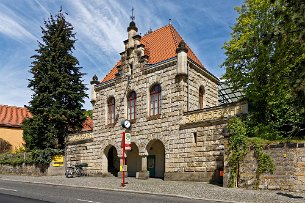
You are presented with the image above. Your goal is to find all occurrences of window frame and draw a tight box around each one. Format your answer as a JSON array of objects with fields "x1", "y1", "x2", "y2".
[
  {"x1": 107, "y1": 97, "x2": 116, "y2": 124},
  {"x1": 150, "y1": 84, "x2": 161, "y2": 116},
  {"x1": 199, "y1": 86, "x2": 205, "y2": 109},
  {"x1": 127, "y1": 91, "x2": 137, "y2": 120}
]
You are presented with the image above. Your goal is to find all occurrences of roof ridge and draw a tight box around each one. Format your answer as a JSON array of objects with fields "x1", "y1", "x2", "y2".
[
  {"x1": 142, "y1": 24, "x2": 172, "y2": 39},
  {"x1": 168, "y1": 25, "x2": 180, "y2": 48},
  {"x1": 0, "y1": 104, "x2": 27, "y2": 109}
]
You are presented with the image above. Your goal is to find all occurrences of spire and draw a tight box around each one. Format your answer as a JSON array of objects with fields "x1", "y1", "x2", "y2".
[
  {"x1": 131, "y1": 7, "x2": 135, "y2": 22},
  {"x1": 127, "y1": 7, "x2": 138, "y2": 32}
]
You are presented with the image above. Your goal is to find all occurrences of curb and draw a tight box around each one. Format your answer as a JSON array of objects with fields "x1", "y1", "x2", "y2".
[{"x1": 0, "y1": 177, "x2": 242, "y2": 203}]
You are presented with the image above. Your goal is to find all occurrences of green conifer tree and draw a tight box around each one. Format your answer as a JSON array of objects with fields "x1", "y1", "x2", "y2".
[{"x1": 23, "y1": 10, "x2": 88, "y2": 150}]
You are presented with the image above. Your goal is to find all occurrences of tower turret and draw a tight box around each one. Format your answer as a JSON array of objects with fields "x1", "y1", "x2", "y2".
[
  {"x1": 176, "y1": 40, "x2": 189, "y2": 76},
  {"x1": 90, "y1": 74, "x2": 99, "y2": 106},
  {"x1": 127, "y1": 8, "x2": 138, "y2": 49}
]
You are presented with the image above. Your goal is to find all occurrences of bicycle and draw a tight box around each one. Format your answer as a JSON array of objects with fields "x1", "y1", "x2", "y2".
[{"x1": 65, "y1": 163, "x2": 88, "y2": 178}]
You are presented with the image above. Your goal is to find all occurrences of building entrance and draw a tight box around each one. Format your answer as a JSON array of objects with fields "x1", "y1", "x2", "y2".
[
  {"x1": 147, "y1": 155, "x2": 156, "y2": 177},
  {"x1": 147, "y1": 139, "x2": 165, "y2": 178},
  {"x1": 126, "y1": 143, "x2": 140, "y2": 177},
  {"x1": 107, "y1": 146, "x2": 119, "y2": 176}
]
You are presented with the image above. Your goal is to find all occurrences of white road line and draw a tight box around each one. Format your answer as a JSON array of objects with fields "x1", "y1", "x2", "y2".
[
  {"x1": 0, "y1": 187, "x2": 18, "y2": 192},
  {"x1": 76, "y1": 199, "x2": 101, "y2": 203}
]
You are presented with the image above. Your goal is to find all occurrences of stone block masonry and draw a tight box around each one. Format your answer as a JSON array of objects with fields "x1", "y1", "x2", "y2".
[{"x1": 224, "y1": 142, "x2": 305, "y2": 192}]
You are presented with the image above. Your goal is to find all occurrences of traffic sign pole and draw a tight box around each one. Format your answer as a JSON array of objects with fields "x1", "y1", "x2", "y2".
[{"x1": 121, "y1": 131, "x2": 125, "y2": 187}]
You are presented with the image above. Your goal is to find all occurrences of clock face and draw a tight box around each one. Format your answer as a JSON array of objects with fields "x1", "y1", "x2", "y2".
[{"x1": 124, "y1": 120, "x2": 131, "y2": 128}]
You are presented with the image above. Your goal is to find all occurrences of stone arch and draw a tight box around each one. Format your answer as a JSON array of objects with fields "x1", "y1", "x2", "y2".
[
  {"x1": 103, "y1": 144, "x2": 120, "y2": 176},
  {"x1": 146, "y1": 139, "x2": 165, "y2": 178},
  {"x1": 126, "y1": 142, "x2": 141, "y2": 177}
]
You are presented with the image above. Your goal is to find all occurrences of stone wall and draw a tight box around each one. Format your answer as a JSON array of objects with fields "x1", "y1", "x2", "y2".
[
  {"x1": 224, "y1": 142, "x2": 305, "y2": 192},
  {"x1": 165, "y1": 124, "x2": 226, "y2": 183},
  {"x1": 65, "y1": 131, "x2": 100, "y2": 175},
  {"x1": 187, "y1": 65, "x2": 218, "y2": 111},
  {"x1": 0, "y1": 164, "x2": 47, "y2": 176}
]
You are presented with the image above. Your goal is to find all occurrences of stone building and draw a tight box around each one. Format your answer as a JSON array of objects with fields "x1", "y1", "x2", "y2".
[{"x1": 66, "y1": 20, "x2": 248, "y2": 182}]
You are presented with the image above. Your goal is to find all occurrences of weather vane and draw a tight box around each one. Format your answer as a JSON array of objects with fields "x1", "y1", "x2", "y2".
[{"x1": 131, "y1": 7, "x2": 135, "y2": 21}]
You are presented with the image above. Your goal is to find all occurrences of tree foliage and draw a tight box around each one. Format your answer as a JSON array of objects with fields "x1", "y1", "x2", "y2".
[
  {"x1": 227, "y1": 117, "x2": 275, "y2": 188},
  {"x1": 222, "y1": 0, "x2": 305, "y2": 139},
  {"x1": 84, "y1": 110, "x2": 93, "y2": 119},
  {"x1": 23, "y1": 10, "x2": 88, "y2": 150}
]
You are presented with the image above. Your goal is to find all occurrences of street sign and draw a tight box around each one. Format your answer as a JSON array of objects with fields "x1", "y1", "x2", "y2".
[
  {"x1": 52, "y1": 155, "x2": 64, "y2": 167},
  {"x1": 125, "y1": 133, "x2": 131, "y2": 150},
  {"x1": 120, "y1": 165, "x2": 128, "y2": 172}
]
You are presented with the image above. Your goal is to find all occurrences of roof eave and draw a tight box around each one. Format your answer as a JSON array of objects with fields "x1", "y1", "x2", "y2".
[{"x1": 188, "y1": 58, "x2": 220, "y2": 84}]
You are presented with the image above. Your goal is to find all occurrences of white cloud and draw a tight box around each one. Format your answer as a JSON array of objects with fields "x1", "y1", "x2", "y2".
[
  {"x1": 0, "y1": 0, "x2": 243, "y2": 109},
  {"x1": 0, "y1": 12, "x2": 36, "y2": 42},
  {"x1": 68, "y1": 0, "x2": 126, "y2": 54}
]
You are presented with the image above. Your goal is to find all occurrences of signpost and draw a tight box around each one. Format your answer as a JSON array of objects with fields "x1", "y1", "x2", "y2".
[
  {"x1": 120, "y1": 119, "x2": 131, "y2": 187},
  {"x1": 121, "y1": 132, "x2": 126, "y2": 187},
  {"x1": 125, "y1": 133, "x2": 131, "y2": 150}
]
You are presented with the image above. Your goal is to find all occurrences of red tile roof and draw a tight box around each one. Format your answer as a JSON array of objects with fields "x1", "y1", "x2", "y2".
[
  {"x1": 101, "y1": 24, "x2": 205, "y2": 82},
  {"x1": 0, "y1": 104, "x2": 93, "y2": 131},
  {"x1": 101, "y1": 61, "x2": 120, "y2": 82},
  {"x1": 82, "y1": 116, "x2": 93, "y2": 131},
  {"x1": 0, "y1": 105, "x2": 32, "y2": 127}
]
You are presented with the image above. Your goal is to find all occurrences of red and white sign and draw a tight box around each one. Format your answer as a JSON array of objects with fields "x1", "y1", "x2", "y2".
[{"x1": 124, "y1": 133, "x2": 131, "y2": 150}]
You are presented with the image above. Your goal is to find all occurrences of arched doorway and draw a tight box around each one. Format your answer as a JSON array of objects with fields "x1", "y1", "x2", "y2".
[
  {"x1": 126, "y1": 143, "x2": 141, "y2": 177},
  {"x1": 146, "y1": 139, "x2": 165, "y2": 179},
  {"x1": 107, "y1": 146, "x2": 119, "y2": 176}
]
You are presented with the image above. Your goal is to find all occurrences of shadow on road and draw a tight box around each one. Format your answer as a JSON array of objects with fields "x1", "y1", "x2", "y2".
[{"x1": 276, "y1": 192, "x2": 304, "y2": 199}]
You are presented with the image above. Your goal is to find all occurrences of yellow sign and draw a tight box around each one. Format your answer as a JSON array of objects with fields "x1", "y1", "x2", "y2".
[
  {"x1": 120, "y1": 165, "x2": 128, "y2": 172},
  {"x1": 185, "y1": 102, "x2": 248, "y2": 124},
  {"x1": 52, "y1": 155, "x2": 64, "y2": 167}
]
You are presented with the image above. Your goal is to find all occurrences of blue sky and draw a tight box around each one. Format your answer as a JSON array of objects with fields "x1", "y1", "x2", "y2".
[{"x1": 0, "y1": 0, "x2": 243, "y2": 110}]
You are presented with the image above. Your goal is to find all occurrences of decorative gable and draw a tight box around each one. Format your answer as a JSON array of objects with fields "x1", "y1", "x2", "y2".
[{"x1": 101, "y1": 24, "x2": 205, "y2": 82}]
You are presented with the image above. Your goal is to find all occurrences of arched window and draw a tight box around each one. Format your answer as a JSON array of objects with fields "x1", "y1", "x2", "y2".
[
  {"x1": 108, "y1": 97, "x2": 115, "y2": 124},
  {"x1": 150, "y1": 84, "x2": 161, "y2": 116},
  {"x1": 127, "y1": 91, "x2": 136, "y2": 120},
  {"x1": 199, "y1": 86, "x2": 205, "y2": 109}
]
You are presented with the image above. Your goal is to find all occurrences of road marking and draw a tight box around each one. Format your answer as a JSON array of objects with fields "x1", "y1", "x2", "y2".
[
  {"x1": 76, "y1": 199, "x2": 101, "y2": 203},
  {"x1": 0, "y1": 187, "x2": 18, "y2": 192}
]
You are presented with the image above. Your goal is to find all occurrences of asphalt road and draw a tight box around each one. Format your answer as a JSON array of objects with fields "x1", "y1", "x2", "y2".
[{"x1": 0, "y1": 179, "x2": 224, "y2": 203}]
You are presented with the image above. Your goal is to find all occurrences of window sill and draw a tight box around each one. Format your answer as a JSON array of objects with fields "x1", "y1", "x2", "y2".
[
  {"x1": 130, "y1": 119, "x2": 136, "y2": 124},
  {"x1": 107, "y1": 123, "x2": 116, "y2": 128},
  {"x1": 147, "y1": 114, "x2": 161, "y2": 121}
]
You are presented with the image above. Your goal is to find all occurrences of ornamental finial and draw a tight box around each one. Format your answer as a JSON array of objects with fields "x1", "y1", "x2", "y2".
[{"x1": 130, "y1": 7, "x2": 135, "y2": 22}]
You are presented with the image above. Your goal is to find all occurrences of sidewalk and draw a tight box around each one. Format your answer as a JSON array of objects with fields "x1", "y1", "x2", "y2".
[{"x1": 0, "y1": 175, "x2": 304, "y2": 203}]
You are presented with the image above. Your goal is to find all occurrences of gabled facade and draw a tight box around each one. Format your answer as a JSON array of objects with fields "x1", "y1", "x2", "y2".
[{"x1": 65, "y1": 20, "x2": 232, "y2": 182}]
